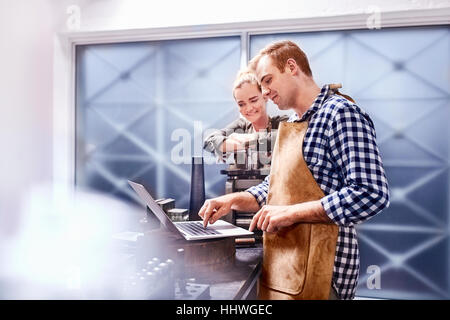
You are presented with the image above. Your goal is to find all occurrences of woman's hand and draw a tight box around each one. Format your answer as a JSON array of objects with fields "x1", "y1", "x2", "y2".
[
  {"x1": 228, "y1": 133, "x2": 256, "y2": 144},
  {"x1": 221, "y1": 133, "x2": 257, "y2": 152},
  {"x1": 221, "y1": 133, "x2": 255, "y2": 152}
]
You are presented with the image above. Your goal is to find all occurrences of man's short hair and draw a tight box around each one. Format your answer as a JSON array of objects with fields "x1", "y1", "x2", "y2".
[{"x1": 249, "y1": 40, "x2": 312, "y2": 78}]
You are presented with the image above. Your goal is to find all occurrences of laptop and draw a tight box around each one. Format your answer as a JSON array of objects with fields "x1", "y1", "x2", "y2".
[{"x1": 128, "y1": 180, "x2": 253, "y2": 241}]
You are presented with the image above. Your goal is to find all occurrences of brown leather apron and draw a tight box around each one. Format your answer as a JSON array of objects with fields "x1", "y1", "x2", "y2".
[{"x1": 258, "y1": 121, "x2": 339, "y2": 300}]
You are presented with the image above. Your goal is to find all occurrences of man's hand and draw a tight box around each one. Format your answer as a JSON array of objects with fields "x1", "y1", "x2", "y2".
[
  {"x1": 248, "y1": 201, "x2": 332, "y2": 233},
  {"x1": 249, "y1": 205, "x2": 298, "y2": 233},
  {"x1": 198, "y1": 195, "x2": 233, "y2": 228}
]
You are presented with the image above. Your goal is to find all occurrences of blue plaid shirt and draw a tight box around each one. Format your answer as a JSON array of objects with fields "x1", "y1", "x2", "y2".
[{"x1": 246, "y1": 85, "x2": 390, "y2": 300}]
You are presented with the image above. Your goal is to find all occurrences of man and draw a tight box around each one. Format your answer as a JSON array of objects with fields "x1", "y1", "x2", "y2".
[{"x1": 198, "y1": 40, "x2": 390, "y2": 300}]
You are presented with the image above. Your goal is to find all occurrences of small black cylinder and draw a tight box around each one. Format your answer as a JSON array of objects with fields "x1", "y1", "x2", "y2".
[{"x1": 189, "y1": 156, "x2": 205, "y2": 221}]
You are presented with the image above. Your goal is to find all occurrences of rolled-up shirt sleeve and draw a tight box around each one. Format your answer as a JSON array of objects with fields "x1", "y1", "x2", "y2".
[
  {"x1": 203, "y1": 129, "x2": 228, "y2": 159},
  {"x1": 203, "y1": 118, "x2": 248, "y2": 160},
  {"x1": 246, "y1": 175, "x2": 270, "y2": 207},
  {"x1": 321, "y1": 104, "x2": 390, "y2": 227}
]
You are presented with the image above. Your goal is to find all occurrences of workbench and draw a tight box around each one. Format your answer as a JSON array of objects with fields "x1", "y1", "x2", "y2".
[
  {"x1": 114, "y1": 231, "x2": 263, "y2": 300},
  {"x1": 198, "y1": 243, "x2": 262, "y2": 300}
]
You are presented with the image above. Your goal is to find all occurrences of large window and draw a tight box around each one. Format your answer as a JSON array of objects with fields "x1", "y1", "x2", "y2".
[
  {"x1": 75, "y1": 25, "x2": 449, "y2": 299},
  {"x1": 75, "y1": 37, "x2": 241, "y2": 209}
]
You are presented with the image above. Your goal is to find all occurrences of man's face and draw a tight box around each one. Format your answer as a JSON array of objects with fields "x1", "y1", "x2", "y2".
[{"x1": 255, "y1": 55, "x2": 295, "y2": 110}]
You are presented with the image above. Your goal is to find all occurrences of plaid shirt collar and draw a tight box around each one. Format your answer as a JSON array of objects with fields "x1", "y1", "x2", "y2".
[{"x1": 288, "y1": 84, "x2": 332, "y2": 122}]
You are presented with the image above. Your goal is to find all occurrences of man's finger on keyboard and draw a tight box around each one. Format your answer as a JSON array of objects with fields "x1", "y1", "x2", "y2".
[
  {"x1": 198, "y1": 200, "x2": 209, "y2": 219},
  {"x1": 202, "y1": 201, "x2": 215, "y2": 228}
]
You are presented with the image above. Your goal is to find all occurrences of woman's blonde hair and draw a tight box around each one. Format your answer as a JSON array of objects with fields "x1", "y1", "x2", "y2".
[{"x1": 232, "y1": 69, "x2": 261, "y2": 98}]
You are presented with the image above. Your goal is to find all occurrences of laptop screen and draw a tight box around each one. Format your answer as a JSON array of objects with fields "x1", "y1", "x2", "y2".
[{"x1": 128, "y1": 180, "x2": 180, "y2": 234}]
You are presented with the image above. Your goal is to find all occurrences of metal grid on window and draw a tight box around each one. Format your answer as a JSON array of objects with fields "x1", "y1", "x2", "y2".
[{"x1": 75, "y1": 37, "x2": 241, "y2": 209}]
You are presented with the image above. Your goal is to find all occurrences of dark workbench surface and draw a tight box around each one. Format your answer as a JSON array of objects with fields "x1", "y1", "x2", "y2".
[
  {"x1": 112, "y1": 230, "x2": 264, "y2": 300},
  {"x1": 204, "y1": 243, "x2": 262, "y2": 300}
]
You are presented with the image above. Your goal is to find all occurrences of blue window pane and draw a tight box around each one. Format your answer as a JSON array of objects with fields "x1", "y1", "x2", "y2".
[
  {"x1": 251, "y1": 26, "x2": 450, "y2": 299},
  {"x1": 76, "y1": 37, "x2": 241, "y2": 210}
]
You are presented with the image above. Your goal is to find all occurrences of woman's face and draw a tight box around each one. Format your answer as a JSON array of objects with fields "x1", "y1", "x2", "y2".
[{"x1": 234, "y1": 82, "x2": 267, "y2": 124}]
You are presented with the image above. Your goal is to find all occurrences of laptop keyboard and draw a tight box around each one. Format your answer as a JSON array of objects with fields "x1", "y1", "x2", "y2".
[{"x1": 176, "y1": 221, "x2": 220, "y2": 236}]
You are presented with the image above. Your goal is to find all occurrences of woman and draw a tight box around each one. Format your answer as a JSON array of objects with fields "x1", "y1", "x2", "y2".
[{"x1": 203, "y1": 70, "x2": 289, "y2": 167}]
